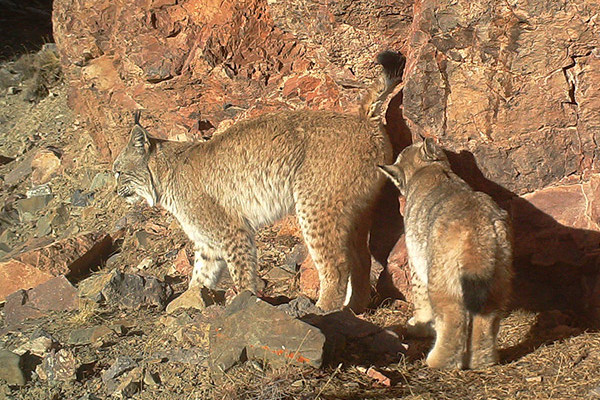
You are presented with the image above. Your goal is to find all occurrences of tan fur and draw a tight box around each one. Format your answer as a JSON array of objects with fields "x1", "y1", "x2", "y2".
[
  {"x1": 380, "y1": 138, "x2": 513, "y2": 369},
  {"x1": 113, "y1": 52, "x2": 404, "y2": 313}
]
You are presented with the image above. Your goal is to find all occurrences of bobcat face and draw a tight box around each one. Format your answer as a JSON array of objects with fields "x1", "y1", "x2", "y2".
[
  {"x1": 112, "y1": 124, "x2": 159, "y2": 206},
  {"x1": 378, "y1": 137, "x2": 449, "y2": 195}
]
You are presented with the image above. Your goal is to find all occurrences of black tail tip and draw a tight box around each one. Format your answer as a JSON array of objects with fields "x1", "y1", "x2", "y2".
[{"x1": 376, "y1": 50, "x2": 406, "y2": 80}]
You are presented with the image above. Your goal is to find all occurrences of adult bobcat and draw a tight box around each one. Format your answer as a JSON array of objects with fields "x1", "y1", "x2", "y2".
[
  {"x1": 113, "y1": 51, "x2": 404, "y2": 313},
  {"x1": 380, "y1": 138, "x2": 513, "y2": 369}
]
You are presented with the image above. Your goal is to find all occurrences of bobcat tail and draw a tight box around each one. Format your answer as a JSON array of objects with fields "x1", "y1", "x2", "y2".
[
  {"x1": 360, "y1": 50, "x2": 406, "y2": 122},
  {"x1": 460, "y1": 218, "x2": 511, "y2": 314}
]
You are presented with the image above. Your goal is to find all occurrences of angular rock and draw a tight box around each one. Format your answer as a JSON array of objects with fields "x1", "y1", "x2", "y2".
[
  {"x1": 4, "y1": 275, "x2": 79, "y2": 325},
  {"x1": 209, "y1": 291, "x2": 326, "y2": 372},
  {"x1": 283, "y1": 243, "x2": 308, "y2": 273},
  {"x1": 84, "y1": 269, "x2": 173, "y2": 309},
  {"x1": 36, "y1": 349, "x2": 78, "y2": 383},
  {"x1": 4, "y1": 152, "x2": 34, "y2": 187},
  {"x1": 68, "y1": 325, "x2": 114, "y2": 346},
  {"x1": 13, "y1": 332, "x2": 58, "y2": 357},
  {"x1": 277, "y1": 296, "x2": 323, "y2": 319},
  {"x1": 30, "y1": 148, "x2": 61, "y2": 185},
  {"x1": 0, "y1": 260, "x2": 54, "y2": 302},
  {"x1": 171, "y1": 248, "x2": 192, "y2": 276},
  {"x1": 102, "y1": 356, "x2": 137, "y2": 395},
  {"x1": 89, "y1": 172, "x2": 112, "y2": 191},
  {"x1": 0, "y1": 350, "x2": 25, "y2": 386},
  {"x1": 14, "y1": 194, "x2": 53, "y2": 222},
  {"x1": 3, "y1": 231, "x2": 113, "y2": 280},
  {"x1": 71, "y1": 190, "x2": 94, "y2": 207}
]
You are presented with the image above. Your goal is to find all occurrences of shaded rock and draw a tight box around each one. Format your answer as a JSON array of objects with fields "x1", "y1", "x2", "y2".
[
  {"x1": 101, "y1": 356, "x2": 137, "y2": 395},
  {"x1": 71, "y1": 190, "x2": 94, "y2": 207},
  {"x1": 14, "y1": 194, "x2": 53, "y2": 222},
  {"x1": 166, "y1": 288, "x2": 205, "y2": 314},
  {"x1": 209, "y1": 291, "x2": 325, "y2": 372},
  {"x1": 113, "y1": 367, "x2": 142, "y2": 398},
  {"x1": 34, "y1": 204, "x2": 69, "y2": 237},
  {"x1": 277, "y1": 296, "x2": 323, "y2": 319},
  {"x1": 376, "y1": 234, "x2": 411, "y2": 302},
  {"x1": 30, "y1": 148, "x2": 61, "y2": 185},
  {"x1": 94, "y1": 269, "x2": 173, "y2": 309},
  {"x1": 0, "y1": 260, "x2": 54, "y2": 302},
  {"x1": 13, "y1": 332, "x2": 58, "y2": 357},
  {"x1": 4, "y1": 152, "x2": 34, "y2": 187},
  {"x1": 78, "y1": 272, "x2": 114, "y2": 302},
  {"x1": 4, "y1": 275, "x2": 79, "y2": 325},
  {"x1": 3, "y1": 231, "x2": 113, "y2": 280},
  {"x1": 36, "y1": 349, "x2": 77, "y2": 383},
  {"x1": 68, "y1": 325, "x2": 114, "y2": 346},
  {"x1": 283, "y1": 243, "x2": 308, "y2": 273},
  {"x1": 0, "y1": 350, "x2": 25, "y2": 386},
  {"x1": 89, "y1": 172, "x2": 112, "y2": 191}
]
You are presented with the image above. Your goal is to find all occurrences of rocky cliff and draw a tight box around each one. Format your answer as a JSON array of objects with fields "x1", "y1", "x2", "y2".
[{"x1": 53, "y1": 0, "x2": 600, "y2": 320}]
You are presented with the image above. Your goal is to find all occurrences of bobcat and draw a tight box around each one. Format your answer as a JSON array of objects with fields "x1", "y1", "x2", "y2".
[
  {"x1": 379, "y1": 138, "x2": 513, "y2": 369},
  {"x1": 113, "y1": 51, "x2": 405, "y2": 313}
]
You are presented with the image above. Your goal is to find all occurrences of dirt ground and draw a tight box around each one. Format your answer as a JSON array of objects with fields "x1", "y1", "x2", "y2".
[{"x1": 1, "y1": 50, "x2": 600, "y2": 400}]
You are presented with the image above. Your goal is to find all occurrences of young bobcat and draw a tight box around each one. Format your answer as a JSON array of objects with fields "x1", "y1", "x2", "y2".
[
  {"x1": 113, "y1": 51, "x2": 405, "y2": 313},
  {"x1": 379, "y1": 138, "x2": 513, "y2": 369}
]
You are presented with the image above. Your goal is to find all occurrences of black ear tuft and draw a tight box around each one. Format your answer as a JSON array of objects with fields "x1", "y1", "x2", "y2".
[{"x1": 133, "y1": 110, "x2": 142, "y2": 126}]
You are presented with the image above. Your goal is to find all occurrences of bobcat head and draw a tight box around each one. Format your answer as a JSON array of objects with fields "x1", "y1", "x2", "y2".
[
  {"x1": 112, "y1": 112, "x2": 159, "y2": 206},
  {"x1": 378, "y1": 137, "x2": 449, "y2": 195}
]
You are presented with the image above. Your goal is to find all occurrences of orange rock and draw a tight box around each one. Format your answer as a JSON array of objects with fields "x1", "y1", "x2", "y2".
[{"x1": 0, "y1": 260, "x2": 53, "y2": 302}]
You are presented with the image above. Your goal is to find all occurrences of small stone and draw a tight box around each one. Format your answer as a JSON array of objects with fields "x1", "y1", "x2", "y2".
[
  {"x1": 26, "y1": 183, "x2": 52, "y2": 198},
  {"x1": 36, "y1": 349, "x2": 78, "y2": 383},
  {"x1": 166, "y1": 288, "x2": 206, "y2": 314},
  {"x1": 283, "y1": 243, "x2": 308, "y2": 273},
  {"x1": 171, "y1": 248, "x2": 192, "y2": 276},
  {"x1": 14, "y1": 195, "x2": 53, "y2": 222},
  {"x1": 143, "y1": 370, "x2": 160, "y2": 387},
  {"x1": 68, "y1": 325, "x2": 113, "y2": 346},
  {"x1": 78, "y1": 272, "x2": 114, "y2": 302},
  {"x1": 4, "y1": 152, "x2": 34, "y2": 187},
  {"x1": 90, "y1": 172, "x2": 112, "y2": 191},
  {"x1": 0, "y1": 350, "x2": 25, "y2": 386},
  {"x1": 71, "y1": 190, "x2": 94, "y2": 207},
  {"x1": 135, "y1": 257, "x2": 154, "y2": 271},
  {"x1": 277, "y1": 296, "x2": 323, "y2": 318},
  {"x1": 525, "y1": 376, "x2": 543, "y2": 383},
  {"x1": 6, "y1": 86, "x2": 20, "y2": 95},
  {"x1": 102, "y1": 356, "x2": 137, "y2": 384},
  {"x1": 100, "y1": 270, "x2": 173, "y2": 309},
  {"x1": 13, "y1": 333, "x2": 57, "y2": 357},
  {"x1": 31, "y1": 148, "x2": 61, "y2": 185},
  {"x1": 360, "y1": 366, "x2": 392, "y2": 387}
]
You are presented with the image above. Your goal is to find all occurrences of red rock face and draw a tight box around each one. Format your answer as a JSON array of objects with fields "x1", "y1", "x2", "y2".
[
  {"x1": 53, "y1": 0, "x2": 600, "y2": 321},
  {"x1": 52, "y1": 0, "x2": 412, "y2": 158}
]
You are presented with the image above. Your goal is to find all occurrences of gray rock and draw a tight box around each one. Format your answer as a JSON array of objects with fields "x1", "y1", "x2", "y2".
[
  {"x1": 283, "y1": 243, "x2": 308, "y2": 273},
  {"x1": 102, "y1": 356, "x2": 137, "y2": 395},
  {"x1": 101, "y1": 270, "x2": 173, "y2": 309},
  {"x1": 79, "y1": 270, "x2": 172, "y2": 309},
  {"x1": 277, "y1": 296, "x2": 324, "y2": 318},
  {"x1": 14, "y1": 195, "x2": 53, "y2": 222},
  {"x1": 89, "y1": 172, "x2": 112, "y2": 191},
  {"x1": 0, "y1": 350, "x2": 25, "y2": 386},
  {"x1": 209, "y1": 291, "x2": 326, "y2": 372},
  {"x1": 68, "y1": 325, "x2": 114, "y2": 346},
  {"x1": 4, "y1": 152, "x2": 34, "y2": 187},
  {"x1": 71, "y1": 190, "x2": 94, "y2": 207},
  {"x1": 26, "y1": 184, "x2": 52, "y2": 198}
]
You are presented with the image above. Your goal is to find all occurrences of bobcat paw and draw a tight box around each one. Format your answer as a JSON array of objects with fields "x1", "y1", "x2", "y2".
[{"x1": 406, "y1": 317, "x2": 435, "y2": 338}]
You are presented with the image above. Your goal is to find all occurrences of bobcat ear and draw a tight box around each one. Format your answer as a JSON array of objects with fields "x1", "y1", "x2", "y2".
[
  {"x1": 421, "y1": 137, "x2": 442, "y2": 161},
  {"x1": 378, "y1": 164, "x2": 406, "y2": 194},
  {"x1": 129, "y1": 125, "x2": 151, "y2": 154}
]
